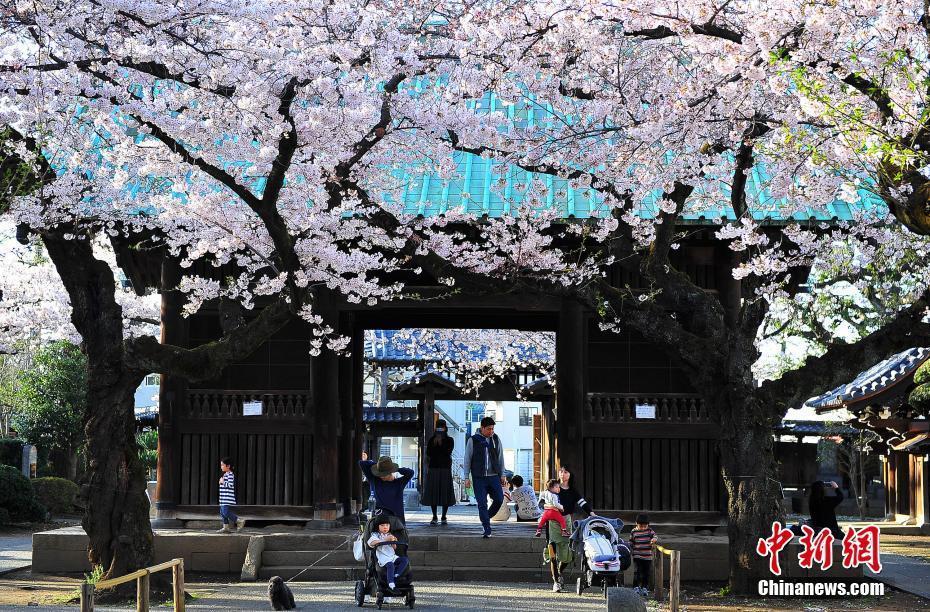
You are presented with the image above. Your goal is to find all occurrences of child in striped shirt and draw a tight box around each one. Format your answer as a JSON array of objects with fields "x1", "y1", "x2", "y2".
[
  {"x1": 630, "y1": 513, "x2": 658, "y2": 595},
  {"x1": 217, "y1": 457, "x2": 238, "y2": 533}
]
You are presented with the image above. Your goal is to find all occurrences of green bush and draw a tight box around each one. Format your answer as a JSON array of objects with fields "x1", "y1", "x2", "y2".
[
  {"x1": 32, "y1": 477, "x2": 78, "y2": 515},
  {"x1": 914, "y1": 360, "x2": 930, "y2": 386},
  {"x1": 0, "y1": 464, "x2": 45, "y2": 522},
  {"x1": 0, "y1": 438, "x2": 24, "y2": 469}
]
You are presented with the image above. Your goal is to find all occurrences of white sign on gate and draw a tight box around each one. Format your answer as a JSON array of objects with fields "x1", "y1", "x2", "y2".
[
  {"x1": 243, "y1": 401, "x2": 263, "y2": 416},
  {"x1": 634, "y1": 404, "x2": 656, "y2": 419}
]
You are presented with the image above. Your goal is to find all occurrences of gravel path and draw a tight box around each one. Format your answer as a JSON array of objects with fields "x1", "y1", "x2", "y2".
[{"x1": 0, "y1": 580, "x2": 653, "y2": 611}]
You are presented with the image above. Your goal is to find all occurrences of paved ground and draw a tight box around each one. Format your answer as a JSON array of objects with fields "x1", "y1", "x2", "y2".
[
  {"x1": 0, "y1": 537, "x2": 31, "y2": 576},
  {"x1": 866, "y1": 553, "x2": 930, "y2": 600}
]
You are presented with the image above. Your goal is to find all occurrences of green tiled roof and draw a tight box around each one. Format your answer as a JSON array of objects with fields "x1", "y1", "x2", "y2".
[
  {"x1": 385, "y1": 89, "x2": 879, "y2": 224},
  {"x1": 388, "y1": 148, "x2": 877, "y2": 223}
]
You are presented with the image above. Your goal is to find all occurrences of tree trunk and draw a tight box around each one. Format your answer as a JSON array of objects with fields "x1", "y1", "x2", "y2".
[
  {"x1": 80, "y1": 370, "x2": 153, "y2": 578},
  {"x1": 716, "y1": 393, "x2": 784, "y2": 595}
]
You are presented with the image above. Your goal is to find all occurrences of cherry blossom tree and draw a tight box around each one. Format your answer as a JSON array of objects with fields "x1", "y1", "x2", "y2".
[
  {"x1": 2, "y1": 0, "x2": 930, "y2": 592},
  {"x1": 369, "y1": 328, "x2": 555, "y2": 395}
]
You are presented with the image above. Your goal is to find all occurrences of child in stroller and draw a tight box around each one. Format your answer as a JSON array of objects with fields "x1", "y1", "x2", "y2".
[
  {"x1": 570, "y1": 515, "x2": 632, "y2": 598},
  {"x1": 355, "y1": 511, "x2": 415, "y2": 609}
]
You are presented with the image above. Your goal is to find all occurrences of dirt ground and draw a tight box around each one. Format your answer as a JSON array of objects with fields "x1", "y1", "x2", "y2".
[
  {"x1": 876, "y1": 533, "x2": 930, "y2": 561},
  {"x1": 0, "y1": 571, "x2": 925, "y2": 611}
]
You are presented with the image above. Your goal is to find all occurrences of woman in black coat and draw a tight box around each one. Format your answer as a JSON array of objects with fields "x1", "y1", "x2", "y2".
[
  {"x1": 809, "y1": 480, "x2": 844, "y2": 538},
  {"x1": 421, "y1": 419, "x2": 456, "y2": 525}
]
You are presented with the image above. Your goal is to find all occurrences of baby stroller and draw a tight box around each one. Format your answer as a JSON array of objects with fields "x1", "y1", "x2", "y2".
[
  {"x1": 354, "y1": 510, "x2": 415, "y2": 609},
  {"x1": 570, "y1": 515, "x2": 631, "y2": 597}
]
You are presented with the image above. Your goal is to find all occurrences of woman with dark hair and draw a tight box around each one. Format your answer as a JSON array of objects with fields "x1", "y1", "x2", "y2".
[
  {"x1": 544, "y1": 464, "x2": 594, "y2": 592},
  {"x1": 421, "y1": 419, "x2": 456, "y2": 525},
  {"x1": 809, "y1": 480, "x2": 844, "y2": 538}
]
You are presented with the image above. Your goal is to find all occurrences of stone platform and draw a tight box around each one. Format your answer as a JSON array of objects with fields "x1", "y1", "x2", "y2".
[{"x1": 31, "y1": 516, "x2": 861, "y2": 584}]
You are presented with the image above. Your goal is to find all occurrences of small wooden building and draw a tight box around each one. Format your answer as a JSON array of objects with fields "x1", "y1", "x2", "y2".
[{"x1": 807, "y1": 347, "x2": 930, "y2": 526}]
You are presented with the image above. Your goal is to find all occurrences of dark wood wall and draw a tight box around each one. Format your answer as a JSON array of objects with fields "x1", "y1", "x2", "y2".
[{"x1": 583, "y1": 437, "x2": 722, "y2": 512}]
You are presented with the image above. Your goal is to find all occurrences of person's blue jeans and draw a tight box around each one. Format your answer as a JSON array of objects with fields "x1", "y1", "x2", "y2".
[
  {"x1": 384, "y1": 556, "x2": 408, "y2": 585},
  {"x1": 220, "y1": 504, "x2": 238, "y2": 525},
  {"x1": 472, "y1": 475, "x2": 504, "y2": 531}
]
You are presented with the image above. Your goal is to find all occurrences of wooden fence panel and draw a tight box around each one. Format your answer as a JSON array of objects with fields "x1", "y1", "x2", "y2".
[
  {"x1": 179, "y1": 433, "x2": 313, "y2": 506},
  {"x1": 582, "y1": 437, "x2": 722, "y2": 512}
]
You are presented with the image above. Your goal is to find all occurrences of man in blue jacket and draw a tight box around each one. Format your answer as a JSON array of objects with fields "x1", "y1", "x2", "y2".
[
  {"x1": 359, "y1": 455, "x2": 415, "y2": 523},
  {"x1": 463, "y1": 416, "x2": 508, "y2": 538}
]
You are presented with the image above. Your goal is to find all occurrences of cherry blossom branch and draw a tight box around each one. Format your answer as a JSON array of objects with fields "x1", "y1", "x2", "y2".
[{"x1": 761, "y1": 289, "x2": 930, "y2": 410}]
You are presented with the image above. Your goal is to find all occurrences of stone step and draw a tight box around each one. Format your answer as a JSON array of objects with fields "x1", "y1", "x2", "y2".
[
  {"x1": 262, "y1": 550, "x2": 546, "y2": 568},
  {"x1": 257, "y1": 565, "x2": 557, "y2": 583},
  {"x1": 262, "y1": 533, "x2": 552, "y2": 553}
]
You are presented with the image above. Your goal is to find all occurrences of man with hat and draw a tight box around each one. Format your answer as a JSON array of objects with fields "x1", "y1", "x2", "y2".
[{"x1": 359, "y1": 454, "x2": 415, "y2": 523}]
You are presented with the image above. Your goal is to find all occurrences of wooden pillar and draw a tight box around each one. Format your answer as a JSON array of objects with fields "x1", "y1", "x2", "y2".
[
  {"x1": 883, "y1": 453, "x2": 897, "y2": 521},
  {"x1": 916, "y1": 455, "x2": 928, "y2": 527},
  {"x1": 556, "y1": 299, "x2": 586, "y2": 492},
  {"x1": 338, "y1": 312, "x2": 355, "y2": 515},
  {"x1": 311, "y1": 292, "x2": 344, "y2": 521},
  {"x1": 351, "y1": 326, "x2": 365, "y2": 512},
  {"x1": 714, "y1": 246, "x2": 742, "y2": 328},
  {"x1": 420, "y1": 385, "x2": 436, "y2": 489},
  {"x1": 155, "y1": 258, "x2": 187, "y2": 523}
]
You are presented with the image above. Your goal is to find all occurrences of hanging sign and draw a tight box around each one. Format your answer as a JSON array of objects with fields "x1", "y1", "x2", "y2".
[
  {"x1": 635, "y1": 404, "x2": 656, "y2": 419},
  {"x1": 243, "y1": 401, "x2": 263, "y2": 416}
]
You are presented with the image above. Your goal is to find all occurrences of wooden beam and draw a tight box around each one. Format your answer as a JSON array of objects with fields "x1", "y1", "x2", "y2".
[
  {"x1": 556, "y1": 299, "x2": 586, "y2": 489},
  {"x1": 156, "y1": 257, "x2": 187, "y2": 517}
]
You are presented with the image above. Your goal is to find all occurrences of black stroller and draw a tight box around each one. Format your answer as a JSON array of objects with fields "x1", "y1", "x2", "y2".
[{"x1": 354, "y1": 510, "x2": 415, "y2": 609}]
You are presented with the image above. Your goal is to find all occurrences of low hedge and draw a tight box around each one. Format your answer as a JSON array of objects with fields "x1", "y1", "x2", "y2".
[
  {"x1": 32, "y1": 477, "x2": 78, "y2": 515},
  {"x1": 0, "y1": 464, "x2": 46, "y2": 523}
]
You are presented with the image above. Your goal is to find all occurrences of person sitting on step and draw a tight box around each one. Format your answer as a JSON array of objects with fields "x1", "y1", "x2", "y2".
[{"x1": 535, "y1": 479, "x2": 570, "y2": 537}]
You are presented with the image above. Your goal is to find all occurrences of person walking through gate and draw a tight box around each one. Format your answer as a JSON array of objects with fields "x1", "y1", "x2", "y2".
[
  {"x1": 359, "y1": 455, "x2": 415, "y2": 523},
  {"x1": 421, "y1": 419, "x2": 456, "y2": 525},
  {"x1": 463, "y1": 416, "x2": 508, "y2": 538}
]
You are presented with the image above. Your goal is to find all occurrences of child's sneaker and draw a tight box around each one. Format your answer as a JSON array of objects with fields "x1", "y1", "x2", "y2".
[{"x1": 534, "y1": 529, "x2": 542, "y2": 537}]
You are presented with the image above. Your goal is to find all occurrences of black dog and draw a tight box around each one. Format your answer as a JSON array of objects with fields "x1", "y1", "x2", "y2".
[{"x1": 267, "y1": 576, "x2": 296, "y2": 610}]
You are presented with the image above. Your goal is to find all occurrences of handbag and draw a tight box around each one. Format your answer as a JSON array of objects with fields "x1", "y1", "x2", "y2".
[{"x1": 352, "y1": 533, "x2": 365, "y2": 562}]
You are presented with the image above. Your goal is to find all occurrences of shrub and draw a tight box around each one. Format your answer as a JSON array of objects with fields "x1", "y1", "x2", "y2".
[
  {"x1": 0, "y1": 464, "x2": 46, "y2": 522},
  {"x1": 0, "y1": 507, "x2": 10, "y2": 525},
  {"x1": 0, "y1": 438, "x2": 24, "y2": 469},
  {"x1": 32, "y1": 477, "x2": 78, "y2": 515}
]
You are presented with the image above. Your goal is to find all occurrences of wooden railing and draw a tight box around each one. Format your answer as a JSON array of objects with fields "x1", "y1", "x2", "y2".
[
  {"x1": 81, "y1": 558, "x2": 184, "y2": 612},
  {"x1": 185, "y1": 390, "x2": 310, "y2": 419},
  {"x1": 653, "y1": 543, "x2": 680, "y2": 612},
  {"x1": 585, "y1": 393, "x2": 707, "y2": 423}
]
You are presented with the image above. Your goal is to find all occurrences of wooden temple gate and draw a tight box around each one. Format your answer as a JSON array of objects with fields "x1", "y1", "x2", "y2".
[{"x1": 149, "y1": 245, "x2": 730, "y2": 526}]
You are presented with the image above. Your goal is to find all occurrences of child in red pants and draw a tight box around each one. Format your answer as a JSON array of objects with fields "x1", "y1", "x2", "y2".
[{"x1": 535, "y1": 479, "x2": 570, "y2": 537}]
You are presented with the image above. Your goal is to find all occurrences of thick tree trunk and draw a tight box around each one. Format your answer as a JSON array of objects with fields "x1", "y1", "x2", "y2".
[
  {"x1": 716, "y1": 392, "x2": 784, "y2": 595},
  {"x1": 80, "y1": 370, "x2": 153, "y2": 578}
]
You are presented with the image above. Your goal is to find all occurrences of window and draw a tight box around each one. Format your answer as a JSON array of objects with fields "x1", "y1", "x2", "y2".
[
  {"x1": 519, "y1": 406, "x2": 533, "y2": 427},
  {"x1": 516, "y1": 449, "x2": 533, "y2": 480},
  {"x1": 465, "y1": 402, "x2": 484, "y2": 423},
  {"x1": 143, "y1": 374, "x2": 161, "y2": 387}
]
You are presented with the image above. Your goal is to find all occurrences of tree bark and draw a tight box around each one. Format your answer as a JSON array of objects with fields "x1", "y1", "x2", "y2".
[
  {"x1": 715, "y1": 391, "x2": 784, "y2": 595},
  {"x1": 81, "y1": 371, "x2": 153, "y2": 577}
]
